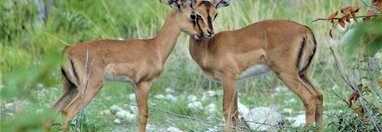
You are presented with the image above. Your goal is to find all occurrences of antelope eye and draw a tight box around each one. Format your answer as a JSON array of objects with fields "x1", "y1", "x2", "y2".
[{"x1": 190, "y1": 13, "x2": 196, "y2": 20}]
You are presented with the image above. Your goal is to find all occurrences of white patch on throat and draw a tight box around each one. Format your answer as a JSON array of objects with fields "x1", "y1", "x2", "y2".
[{"x1": 238, "y1": 64, "x2": 271, "y2": 80}]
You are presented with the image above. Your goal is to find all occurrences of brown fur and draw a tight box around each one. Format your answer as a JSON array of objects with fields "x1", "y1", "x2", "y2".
[
  {"x1": 189, "y1": 19, "x2": 323, "y2": 131},
  {"x1": 51, "y1": 1, "x2": 208, "y2": 131}
]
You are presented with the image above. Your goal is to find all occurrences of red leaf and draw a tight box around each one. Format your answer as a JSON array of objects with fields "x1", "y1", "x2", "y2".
[
  {"x1": 366, "y1": 10, "x2": 375, "y2": 16},
  {"x1": 348, "y1": 92, "x2": 359, "y2": 107},
  {"x1": 377, "y1": 81, "x2": 382, "y2": 88},
  {"x1": 338, "y1": 19, "x2": 346, "y2": 28},
  {"x1": 329, "y1": 29, "x2": 333, "y2": 38},
  {"x1": 355, "y1": 107, "x2": 363, "y2": 115},
  {"x1": 364, "y1": 10, "x2": 375, "y2": 21},
  {"x1": 358, "y1": 84, "x2": 363, "y2": 92},
  {"x1": 350, "y1": 10, "x2": 359, "y2": 23},
  {"x1": 341, "y1": 6, "x2": 352, "y2": 14},
  {"x1": 328, "y1": 11, "x2": 338, "y2": 21},
  {"x1": 380, "y1": 104, "x2": 382, "y2": 109},
  {"x1": 364, "y1": 86, "x2": 371, "y2": 94},
  {"x1": 348, "y1": 84, "x2": 363, "y2": 107},
  {"x1": 354, "y1": 5, "x2": 361, "y2": 13},
  {"x1": 338, "y1": 15, "x2": 349, "y2": 28},
  {"x1": 344, "y1": 14, "x2": 351, "y2": 23}
]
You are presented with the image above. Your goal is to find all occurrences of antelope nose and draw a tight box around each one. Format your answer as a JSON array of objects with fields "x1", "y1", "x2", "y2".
[{"x1": 207, "y1": 30, "x2": 214, "y2": 37}]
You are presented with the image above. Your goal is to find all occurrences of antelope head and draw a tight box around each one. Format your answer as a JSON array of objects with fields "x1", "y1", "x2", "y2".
[
  {"x1": 188, "y1": 0, "x2": 232, "y2": 40},
  {"x1": 159, "y1": 0, "x2": 201, "y2": 37}
]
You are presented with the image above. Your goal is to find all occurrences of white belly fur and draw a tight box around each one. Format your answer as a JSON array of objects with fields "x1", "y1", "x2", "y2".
[
  {"x1": 104, "y1": 64, "x2": 136, "y2": 88},
  {"x1": 105, "y1": 74, "x2": 133, "y2": 83},
  {"x1": 238, "y1": 64, "x2": 271, "y2": 80}
]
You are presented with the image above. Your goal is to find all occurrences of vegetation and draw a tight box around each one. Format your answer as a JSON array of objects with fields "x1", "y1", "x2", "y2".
[{"x1": 1, "y1": 0, "x2": 381, "y2": 131}]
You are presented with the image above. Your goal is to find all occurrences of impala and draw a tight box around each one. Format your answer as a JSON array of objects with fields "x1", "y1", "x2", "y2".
[
  {"x1": 189, "y1": 18, "x2": 323, "y2": 131},
  {"x1": 51, "y1": 0, "x2": 229, "y2": 131}
]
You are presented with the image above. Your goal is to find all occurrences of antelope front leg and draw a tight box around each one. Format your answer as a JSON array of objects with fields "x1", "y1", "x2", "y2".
[
  {"x1": 221, "y1": 75, "x2": 238, "y2": 132},
  {"x1": 232, "y1": 91, "x2": 239, "y2": 129},
  {"x1": 135, "y1": 81, "x2": 152, "y2": 132}
]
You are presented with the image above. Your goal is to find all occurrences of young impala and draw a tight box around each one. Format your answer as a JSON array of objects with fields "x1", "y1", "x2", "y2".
[
  {"x1": 51, "y1": 0, "x2": 226, "y2": 131},
  {"x1": 189, "y1": 12, "x2": 323, "y2": 131}
]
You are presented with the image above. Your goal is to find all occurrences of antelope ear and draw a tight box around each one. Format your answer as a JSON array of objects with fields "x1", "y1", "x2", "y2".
[
  {"x1": 214, "y1": 0, "x2": 232, "y2": 8},
  {"x1": 160, "y1": 0, "x2": 186, "y2": 10},
  {"x1": 187, "y1": 0, "x2": 196, "y2": 8}
]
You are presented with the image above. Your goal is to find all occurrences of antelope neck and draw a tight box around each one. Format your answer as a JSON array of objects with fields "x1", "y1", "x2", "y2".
[{"x1": 152, "y1": 9, "x2": 182, "y2": 65}]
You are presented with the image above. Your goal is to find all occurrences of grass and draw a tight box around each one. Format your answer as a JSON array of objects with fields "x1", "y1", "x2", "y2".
[{"x1": 1, "y1": 0, "x2": 381, "y2": 131}]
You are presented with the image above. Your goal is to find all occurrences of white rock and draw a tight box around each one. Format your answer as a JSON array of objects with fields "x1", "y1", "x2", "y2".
[
  {"x1": 110, "y1": 105, "x2": 123, "y2": 114},
  {"x1": 274, "y1": 86, "x2": 288, "y2": 93},
  {"x1": 113, "y1": 118, "x2": 121, "y2": 124},
  {"x1": 374, "y1": 52, "x2": 382, "y2": 60},
  {"x1": 165, "y1": 87, "x2": 175, "y2": 94},
  {"x1": 282, "y1": 108, "x2": 293, "y2": 114},
  {"x1": 243, "y1": 107, "x2": 283, "y2": 131},
  {"x1": 154, "y1": 94, "x2": 165, "y2": 100},
  {"x1": 205, "y1": 103, "x2": 216, "y2": 114},
  {"x1": 187, "y1": 101, "x2": 202, "y2": 110},
  {"x1": 116, "y1": 110, "x2": 136, "y2": 122},
  {"x1": 205, "y1": 126, "x2": 220, "y2": 132},
  {"x1": 187, "y1": 95, "x2": 198, "y2": 102},
  {"x1": 284, "y1": 98, "x2": 296, "y2": 104},
  {"x1": 238, "y1": 103, "x2": 249, "y2": 116},
  {"x1": 129, "y1": 105, "x2": 138, "y2": 113},
  {"x1": 128, "y1": 93, "x2": 136, "y2": 100},
  {"x1": 105, "y1": 96, "x2": 112, "y2": 101},
  {"x1": 100, "y1": 110, "x2": 111, "y2": 115},
  {"x1": 331, "y1": 85, "x2": 339, "y2": 90},
  {"x1": 201, "y1": 94, "x2": 208, "y2": 101},
  {"x1": 286, "y1": 114, "x2": 305, "y2": 127},
  {"x1": 206, "y1": 90, "x2": 217, "y2": 97},
  {"x1": 5, "y1": 103, "x2": 16, "y2": 111},
  {"x1": 166, "y1": 127, "x2": 182, "y2": 132},
  {"x1": 165, "y1": 94, "x2": 177, "y2": 102},
  {"x1": 36, "y1": 83, "x2": 44, "y2": 88}
]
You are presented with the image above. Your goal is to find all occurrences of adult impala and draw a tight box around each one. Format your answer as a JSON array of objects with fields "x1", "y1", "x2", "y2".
[
  {"x1": 51, "y1": 0, "x2": 228, "y2": 131},
  {"x1": 189, "y1": 17, "x2": 323, "y2": 131}
]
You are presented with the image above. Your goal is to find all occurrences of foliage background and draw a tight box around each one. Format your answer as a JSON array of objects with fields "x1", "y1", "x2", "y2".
[{"x1": 0, "y1": 0, "x2": 381, "y2": 131}]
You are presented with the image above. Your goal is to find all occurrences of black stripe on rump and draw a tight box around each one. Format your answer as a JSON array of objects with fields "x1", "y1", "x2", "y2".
[
  {"x1": 299, "y1": 26, "x2": 317, "y2": 75},
  {"x1": 297, "y1": 36, "x2": 307, "y2": 71},
  {"x1": 70, "y1": 59, "x2": 79, "y2": 85},
  {"x1": 61, "y1": 67, "x2": 76, "y2": 87}
]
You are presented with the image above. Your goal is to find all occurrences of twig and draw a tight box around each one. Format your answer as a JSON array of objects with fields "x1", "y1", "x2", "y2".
[
  {"x1": 74, "y1": 49, "x2": 96, "y2": 131},
  {"x1": 329, "y1": 48, "x2": 357, "y2": 91},
  {"x1": 330, "y1": 87, "x2": 350, "y2": 106},
  {"x1": 361, "y1": 0, "x2": 381, "y2": 11},
  {"x1": 361, "y1": 0, "x2": 375, "y2": 9},
  {"x1": 313, "y1": 15, "x2": 379, "y2": 22}
]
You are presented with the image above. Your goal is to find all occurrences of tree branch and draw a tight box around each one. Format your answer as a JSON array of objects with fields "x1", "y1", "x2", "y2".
[
  {"x1": 313, "y1": 15, "x2": 379, "y2": 22},
  {"x1": 361, "y1": 0, "x2": 381, "y2": 11},
  {"x1": 330, "y1": 87, "x2": 351, "y2": 106},
  {"x1": 329, "y1": 48, "x2": 357, "y2": 91}
]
